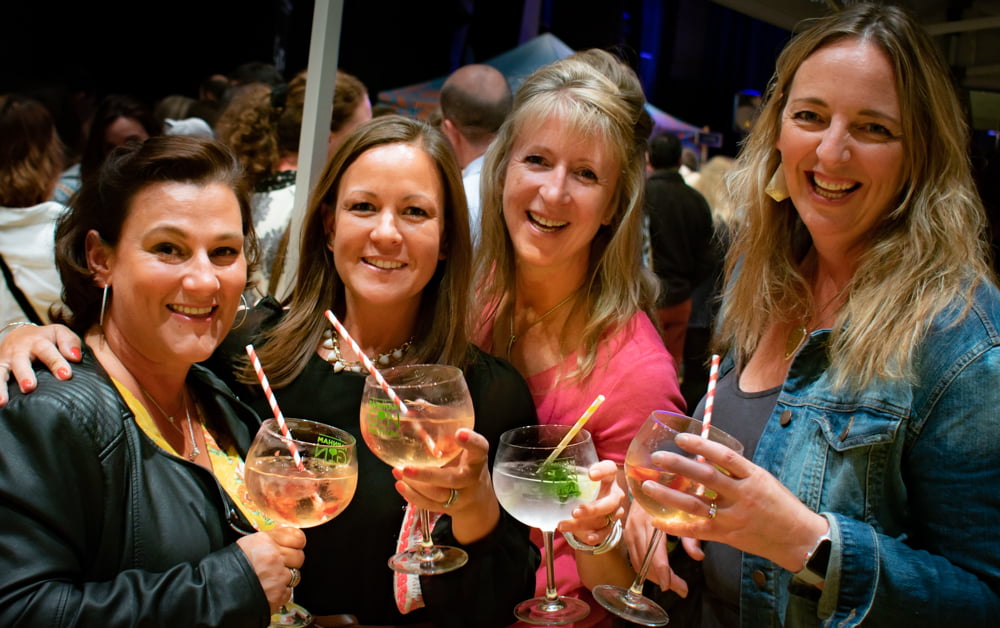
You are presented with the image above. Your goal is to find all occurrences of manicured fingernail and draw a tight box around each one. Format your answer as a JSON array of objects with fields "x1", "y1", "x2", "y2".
[
  {"x1": 403, "y1": 467, "x2": 419, "y2": 478},
  {"x1": 20, "y1": 380, "x2": 34, "y2": 392},
  {"x1": 69, "y1": 347, "x2": 82, "y2": 360},
  {"x1": 391, "y1": 468, "x2": 403, "y2": 480},
  {"x1": 57, "y1": 368, "x2": 71, "y2": 380},
  {"x1": 457, "y1": 429, "x2": 470, "y2": 443}
]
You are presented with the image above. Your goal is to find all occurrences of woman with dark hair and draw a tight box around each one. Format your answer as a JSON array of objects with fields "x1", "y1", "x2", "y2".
[
  {"x1": 78, "y1": 93, "x2": 159, "y2": 186},
  {"x1": 0, "y1": 135, "x2": 303, "y2": 626},
  {"x1": 0, "y1": 94, "x2": 66, "y2": 327}
]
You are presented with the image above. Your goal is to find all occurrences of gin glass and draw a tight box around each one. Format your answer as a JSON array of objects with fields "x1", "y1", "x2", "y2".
[
  {"x1": 493, "y1": 424, "x2": 601, "y2": 625},
  {"x1": 245, "y1": 418, "x2": 358, "y2": 627},
  {"x1": 592, "y1": 410, "x2": 743, "y2": 626},
  {"x1": 360, "y1": 364, "x2": 475, "y2": 575}
]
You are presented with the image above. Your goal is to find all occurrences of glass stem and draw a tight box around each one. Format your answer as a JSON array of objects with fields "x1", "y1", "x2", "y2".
[
  {"x1": 542, "y1": 530, "x2": 562, "y2": 604},
  {"x1": 626, "y1": 528, "x2": 663, "y2": 603},
  {"x1": 418, "y1": 508, "x2": 435, "y2": 553}
]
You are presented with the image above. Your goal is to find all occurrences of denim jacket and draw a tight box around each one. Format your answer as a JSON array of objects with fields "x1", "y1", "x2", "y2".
[{"x1": 730, "y1": 280, "x2": 1000, "y2": 627}]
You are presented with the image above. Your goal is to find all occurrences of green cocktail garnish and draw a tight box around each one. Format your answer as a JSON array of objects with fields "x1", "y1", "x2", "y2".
[{"x1": 539, "y1": 459, "x2": 581, "y2": 503}]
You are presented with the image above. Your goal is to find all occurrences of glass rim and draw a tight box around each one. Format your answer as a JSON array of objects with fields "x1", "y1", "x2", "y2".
[
  {"x1": 363, "y1": 363, "x2": 465, "y2": 389},
  {"x1": 646, "y1": 410, "x2": 743, "y2": 455},
  {"x1": 498, "y1": 423, "x2": 593, "y2": 450},
  {"x1": 259, "y1": 417, "x2": 356, "y2": 448}
]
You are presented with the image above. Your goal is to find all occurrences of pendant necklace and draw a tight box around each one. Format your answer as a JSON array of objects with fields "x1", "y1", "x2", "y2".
[
  {"x1": 506, "y1": 290, "x2": 578, "y2": 361},
  {"x1": 784, "y1": 291, "x2": 843, "y2": 360},
  {"x1": 322, "y1": 329, "x2": 412, "y2": 373},
  {"x1": 138, "y1": 382, "x2": 201, "y2": 461}
]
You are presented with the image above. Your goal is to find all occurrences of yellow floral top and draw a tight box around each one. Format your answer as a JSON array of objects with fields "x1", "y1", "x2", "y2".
[{"x1": 113, "y1": 379, "x2": 275, "y2": 531}]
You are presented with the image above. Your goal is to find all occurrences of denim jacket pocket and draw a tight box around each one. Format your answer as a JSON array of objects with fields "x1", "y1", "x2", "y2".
[{"x1": 778, "y1": 402, "x2": 906, "y2": 527}]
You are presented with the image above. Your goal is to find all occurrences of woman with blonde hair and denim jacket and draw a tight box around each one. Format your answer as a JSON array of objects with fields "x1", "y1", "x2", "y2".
[{"x1": 626, "y1": 4, "x2": 1000, "y2": 627}]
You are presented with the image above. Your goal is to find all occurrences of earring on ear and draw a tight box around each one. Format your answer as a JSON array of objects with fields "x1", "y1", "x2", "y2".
[
  {"x1": 100, "y1": 283, "x2": 110, "y2": 328},
  {"x1": 232, "y1": 294, "x2": 249, "y2": 330},
  {"x1": 765, "y1": 165, "x2": 790, "y2": 202}
]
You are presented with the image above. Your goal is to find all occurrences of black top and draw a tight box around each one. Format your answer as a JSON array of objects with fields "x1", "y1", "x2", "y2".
[
  {"x1": 208, "y1": 298, "x2": 540, "y2": 627},
  {"x1": 645, "y1": 168, "x2": 719, "y2": 307}
]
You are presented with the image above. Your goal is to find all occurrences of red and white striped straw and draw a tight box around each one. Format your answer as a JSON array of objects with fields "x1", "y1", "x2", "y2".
[
  {"x1": 700, "y1": 354, "x2": 721, "y2": 440},
  {"x1": 324, "y1": 310, "x2": 408, "y2": 414},
  {"x1": 695, "y1": 354, "x2": 721, "y2": 494},
  {"x1": 245, "y1": 344, "x2": 304, "y2": 471}
]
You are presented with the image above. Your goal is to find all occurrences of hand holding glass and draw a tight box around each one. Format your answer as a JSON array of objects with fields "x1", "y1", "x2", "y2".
[
  {"x1": 360, "y1": 364, "x2": 475, "y2": 575},
  {"x1": 592, "y1": 411, "x2": 744, "y2": 627},
  {"x1": 245, "y1": 418, "x2": 358, "y2": 627},
  {"x1": 494, "y1": 424, "x2": 601, "y2": 626}
]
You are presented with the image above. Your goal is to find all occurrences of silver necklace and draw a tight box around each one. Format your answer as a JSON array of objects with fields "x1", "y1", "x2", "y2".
[
  {"x1": 137, "y1": 383, "x2": 201, "y2": 461},
  {"x1": 321, "y1": 329, "x2": 412, "y2": 373}
]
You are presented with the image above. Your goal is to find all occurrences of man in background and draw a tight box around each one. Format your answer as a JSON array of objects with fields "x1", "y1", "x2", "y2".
[{"x1": 439, "y1": 64, "x2": 512, "y2": 249}]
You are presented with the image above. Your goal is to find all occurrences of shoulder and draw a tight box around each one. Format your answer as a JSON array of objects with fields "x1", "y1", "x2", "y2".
[{"x1": 2, "y1": 354, "x2": 125, "y2": 451}]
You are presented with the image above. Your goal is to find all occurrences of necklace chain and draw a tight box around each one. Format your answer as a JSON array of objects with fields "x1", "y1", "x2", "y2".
[
  {"x1": 136, "y1": 382, "x2": 201, "y2": 461},
  {"x1": 322, "y1": 329, "x2": 412, "y2": 373},
  {"x1": 506, "y1": 290, "x2": 578, "y2": 361}
]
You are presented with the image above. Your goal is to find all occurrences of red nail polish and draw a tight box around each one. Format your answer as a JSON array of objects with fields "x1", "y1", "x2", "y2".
[
  {"x1": 391, "y1": 468, "x2": 403, "y2": 480},
  {"x1": 403, "y1": 467, "x2": 419, "y2": 478},
  {"x1": 57, "y1": 368, "x2": 71, "y2": 380},
  {"x1": 457, "y1": 430, "x2": 470, "y2": 443},
  {"x1": 70, "y1": 347, "x2": 82, "y2": 361},
  {"x1": 20, "y1": 380, "x2": 34, "y2": 391}
]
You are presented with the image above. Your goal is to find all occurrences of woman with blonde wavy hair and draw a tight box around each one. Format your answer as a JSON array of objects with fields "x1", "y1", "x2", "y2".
[
  {"x1": 628, "y1": 4, "x2": 1000, "y2": 626},
  {"x1": 474, "y1": 49, "x2": 685, "y2": 626}
]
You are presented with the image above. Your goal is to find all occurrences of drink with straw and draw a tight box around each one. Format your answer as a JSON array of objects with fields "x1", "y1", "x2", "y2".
[{"x1": 592, "y1": 410, "x2": 743, "y2": 627}]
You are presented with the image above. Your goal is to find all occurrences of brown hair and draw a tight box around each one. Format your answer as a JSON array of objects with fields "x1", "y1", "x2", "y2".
[
  {"x1": 245, "y1": 115, "x2": 473, "y2": 388},
  {"x1": 54, "y1": 136, "x2": 258, "y2": 334},
  {"x1": 0, "y1": 95, "x2": 64, "y2": 207}
]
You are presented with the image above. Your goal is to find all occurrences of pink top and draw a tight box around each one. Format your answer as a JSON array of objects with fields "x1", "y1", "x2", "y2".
[{"x1": 481, "y1": 311, "x2": 685, "y2": 628}]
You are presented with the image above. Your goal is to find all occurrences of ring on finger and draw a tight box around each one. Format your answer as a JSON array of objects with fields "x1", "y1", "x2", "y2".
[
  {"x1": 442, "y1": 488, "x2": 459, "y2": 508},
  {"x1": 288, "y1": 567, "x2": 301, "y2": 588},
  {"x1": 707, "y1": 502, "x2": 718, "y2": 520},
  {"x1": 604, "y1": 513, "x2": 614, "y2": 528}
]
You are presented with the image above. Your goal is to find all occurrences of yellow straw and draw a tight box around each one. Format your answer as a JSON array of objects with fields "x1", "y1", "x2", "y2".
[{"x1": 542, "y1": 394, "x2": 606, "y2": 467}]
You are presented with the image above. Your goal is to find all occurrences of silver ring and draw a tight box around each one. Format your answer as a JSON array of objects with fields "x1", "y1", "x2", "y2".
[
  {"x1": 604, "y1": 514, "x2": 614, "y2": 529},
  {"x1": 707, "y1": 502, "x2": 718, "y2": 520},
  {"x1": 288, "y1": 567, "x2": 301, "y2": 588},
  {"x1": 442, "y1": 488, "x2": 459, "y2": 508}
]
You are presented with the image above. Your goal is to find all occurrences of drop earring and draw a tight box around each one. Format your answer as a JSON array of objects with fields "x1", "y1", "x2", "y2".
[
  {"x1": 765, "y1": 165, "x2": 790, "y2": 202},
  {"x1": 100, "y1": 283, "x2": 110, "y2": 328}
]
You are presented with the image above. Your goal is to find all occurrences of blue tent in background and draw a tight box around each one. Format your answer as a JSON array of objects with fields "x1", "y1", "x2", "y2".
[{"x1": 377, "y1": 33, "x2": 709, "y2": 147}]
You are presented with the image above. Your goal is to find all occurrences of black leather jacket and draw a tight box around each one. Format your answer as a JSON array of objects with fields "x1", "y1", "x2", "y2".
[{"x1": 0, "y1": 349, "x2": 271, "y2": 627}]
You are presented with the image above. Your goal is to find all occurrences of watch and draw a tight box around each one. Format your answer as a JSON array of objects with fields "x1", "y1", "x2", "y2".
[{"x1": 792, "y1": 527, "x2": 832, "y2": 588}]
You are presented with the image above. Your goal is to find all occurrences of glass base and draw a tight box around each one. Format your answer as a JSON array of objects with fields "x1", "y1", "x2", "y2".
[
  {"x1": 514, "y1": 595, "x2": 591, "y2": 626},
  {"x1": 269, "y1": 601, "x2": 313, "y2": 627},
  {"x1": 592, "y1": 584, "x2": 669, "y2": 626},
  {"x1": 388, "y1": 544, "x2": 468, "y2": 575}
]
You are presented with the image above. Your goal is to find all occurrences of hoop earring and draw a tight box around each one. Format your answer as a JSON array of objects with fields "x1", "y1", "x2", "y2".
[
  {"x1": 765, "y1": 165, "x2": 790, "y2": 202},
  {"x1": 232, "y1": 294, "x2": 249, "y2": 330},
  {"x1": 99, "y1": 284, "x2": 110, "y2": 328}
]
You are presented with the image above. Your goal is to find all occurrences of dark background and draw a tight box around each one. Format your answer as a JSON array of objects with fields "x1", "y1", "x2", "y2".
[{"x1": 0, "y1": 0, "x2": 791, "y2": 159}]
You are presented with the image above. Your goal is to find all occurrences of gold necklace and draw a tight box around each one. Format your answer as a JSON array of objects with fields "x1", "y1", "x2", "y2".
[
  {"x1": 136, "y1": 382, "x2": 201, "y2": 461},
  {"x1": 506, "y1": 290, "x2": 578, "y2": 361},
  {"x1": 784, "y1": 291, "x2": 843, "y2": 360},
  {"x1": 321, "y1": 329, "x2": 412, "y2": 373}
]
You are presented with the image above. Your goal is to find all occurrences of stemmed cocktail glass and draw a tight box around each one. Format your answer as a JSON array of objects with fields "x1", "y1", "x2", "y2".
[
  {"x1": 592, "y1": 410, "x2": 743, "y2": 626},
  {"x1": 360, "y1": 364, "x2": 475, "y2": 575},
  {"x1": 245, "y1": 418, "x2": 358, "y2": 627},
  {"x1": 493, "y1": 424, "x2": 601, "y2": 625}
]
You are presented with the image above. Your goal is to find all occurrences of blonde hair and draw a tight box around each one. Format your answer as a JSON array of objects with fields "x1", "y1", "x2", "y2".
[
  {"x1": 716, "y1": 4, "x2": 994, "y2": 390},
  {"x1": 475, "y1": 49, "x2": 657, "y2": 381},
  {"x1": 243, "y1": 115, "x2": 473, "y2": 388}
]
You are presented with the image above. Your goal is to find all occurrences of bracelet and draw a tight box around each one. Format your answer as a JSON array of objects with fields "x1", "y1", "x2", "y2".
[
  {"x1": 562, "y1": 519, "x2": 623, "y2": 555},
  {"x1": 1, "y1": 321, "x2": 36, "y2": 335}
]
